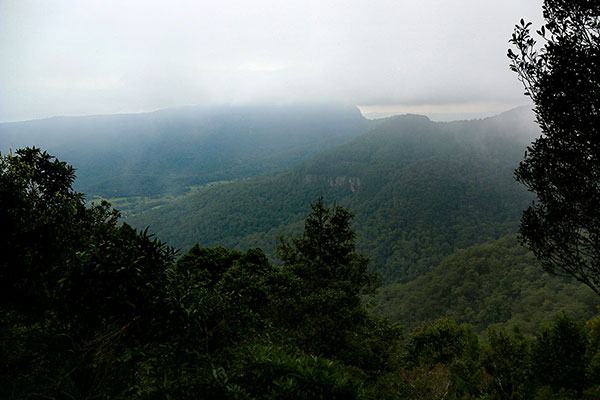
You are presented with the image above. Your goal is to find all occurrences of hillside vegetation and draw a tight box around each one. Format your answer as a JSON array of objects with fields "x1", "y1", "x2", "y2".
[
  {"x1": 374, "y1": 235, "x2": 598, "y2": 334},
  {"x1": 4, "y1": 148, "x2": 600, "y2": 399},
  {"x1": 129, "y1": 107, "x2": 539, "y2": 281}
]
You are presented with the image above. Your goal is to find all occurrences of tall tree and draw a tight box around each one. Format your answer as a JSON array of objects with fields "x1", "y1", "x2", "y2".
[
  {"x1": 276, "y1": 198, "x2": 400, "y2": 372},
  {"x1": 508, "y1": 0, "x2": 600, "y2": 293},
  {"x1": 277, "y1": 197, "x2": 378, "y2": 296}
]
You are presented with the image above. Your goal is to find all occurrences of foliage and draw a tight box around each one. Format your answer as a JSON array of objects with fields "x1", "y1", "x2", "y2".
[
  {"x1": 403, "y1": 318, "x2": 482, "y2": 398},
  {"x1": 532, "y1": 315, "x2": 588, "y2": 397},
  {"x1": 509, "y1": 0, "x2": 600, "y2": 294},
  {"x1": 374, "y1": 235, "x2": 598, "y2": 335},
  {"x1": 277, "y1": 198, "x2": 379, "y2": 297},
  {"x1": 393, "y1": 315, "x2": 600, "y2": 399},
  {"x1": 276, "y1": 198, "x2": 401, "y2": 373},
  {"x1": 0, "y1": 149, "x2": 400, "y2": 398},
  {"x1": 222, "y1": 344, "x2": 369, "y2": 400},
  {"x1": 0, "y1": 148, "x2": 177, "y2": 398},
  {"x1": 6, "y1": 148, "x2": 600, "y2": 399},
  {"x1": 128, "y1": 108, "x2": 537, "y2": 283},
  {"x1": 481, "y1": 327, "x2": 533, "y2": 400}
]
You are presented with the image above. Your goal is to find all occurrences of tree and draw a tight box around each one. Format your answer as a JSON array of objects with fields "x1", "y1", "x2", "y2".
[
  {"x1": 276, "y1": 198, "x2": 400, "y2": 372},
  {"x1": 532, "y1": 315, "x2": 588, "y2": 397},
  {"x1": 508, "y1": 1, "x2": 600, "y2": 293},
  {"x1": 1, "y1": 147, "x2": 88, "y2": 314},
  {"x1": 0, "y1": 154, "x2": 398, "y2": 398},
  {"x1": 403, "y1": 318, "x2": 482, "y2": 398},
  {"x1": 0, "y1": 148, "x2": 177, "y2": 398},
  {"x1": 482, "y1": 327, "x2": 533, "y2": 400},
  {"x1": 277, "y1": 197, "x2": 379, "y2": 296}
]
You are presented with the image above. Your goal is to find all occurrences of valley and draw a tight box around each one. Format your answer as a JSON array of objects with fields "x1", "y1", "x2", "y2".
[
  {"x1": 3, "y1": 103, "x2": 595, "y2": 332},
  {"x1": 5, "y1": 1, "x2": 598, "y2": 397}
]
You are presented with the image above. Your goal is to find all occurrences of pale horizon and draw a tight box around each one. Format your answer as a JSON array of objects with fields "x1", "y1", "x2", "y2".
[{"x1": 1, "y1": 0, "x2": 543, "y2": 123}]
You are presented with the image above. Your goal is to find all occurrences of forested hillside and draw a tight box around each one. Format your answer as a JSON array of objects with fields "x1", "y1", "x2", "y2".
[
  {"x1": 4, "y1": 148, "x2": 600, "y2": 400},
  {"x1": 374, "y1": 235, "x2": 598, "y2": 334},
  {"x1": 128, "y1": 106, "x2": 539, "y2": 281},
  {"x1": 0, "y1": 104, "x2": 370, "y2": 197},
  {"x1": 4, "y1": 0, "x2": 598, "y2": 396}
]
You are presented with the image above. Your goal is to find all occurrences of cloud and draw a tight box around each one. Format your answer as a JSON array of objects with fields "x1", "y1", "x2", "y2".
[{"x1": 0, "y1": 0, "x2": 544, "y2": 121}]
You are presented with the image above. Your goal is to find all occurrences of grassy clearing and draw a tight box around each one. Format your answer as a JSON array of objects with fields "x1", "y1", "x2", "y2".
[{"x1": 87, "y1": 180, "x2": 234, "y2": 219}]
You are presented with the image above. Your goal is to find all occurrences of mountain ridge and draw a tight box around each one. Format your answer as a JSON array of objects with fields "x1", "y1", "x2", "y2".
[
  {"x1": 0, "y1": 104, "x2": 371, "y2": 197},
  {"x1": 127, "y1": 106, "x2": 539, "y2": 281}
]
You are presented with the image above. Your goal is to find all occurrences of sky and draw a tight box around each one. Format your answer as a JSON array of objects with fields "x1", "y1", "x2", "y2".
[{"x1": 0, "y1": 0, "x2": 544, "y2": 122}]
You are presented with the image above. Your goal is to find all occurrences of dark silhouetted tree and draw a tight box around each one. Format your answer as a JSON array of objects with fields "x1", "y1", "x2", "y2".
[
  {"x1": 276, "y1": 198, "x2": 400, "y2": 373},
  {"x1": 0, "y1": 148, "x2": 180, "y2": 398},
  {"x1": 508, "y1": 0, "x2": 600, "y2": 294}
]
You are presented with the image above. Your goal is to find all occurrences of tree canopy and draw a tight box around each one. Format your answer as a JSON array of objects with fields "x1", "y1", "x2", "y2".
[
  {"x1": 0, "y1": 149, "x2": 399, "y2": 398},
  {"x1": 276, "y1": 198, "x2": 398, "y2": 370},
  {"x1": 5, "y1": 140, "x2": 600, "y2": 398},
  {"x1": 508, "y1": 0, "x2": 600, "y2": 294}
]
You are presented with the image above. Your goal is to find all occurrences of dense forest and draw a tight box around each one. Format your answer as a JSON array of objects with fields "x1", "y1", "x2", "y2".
[
  {"x1": 126, "y1": 107, "x2": 538, "y2": 281},
  {"x1": 374, "y1": 235, "x2": 598, "y2": 335},
  {"x1": 3, "y1": 148, "x2": 600, "y2": 399},
  {"x1": 2, "y1": 0, "x2": 599, "y2": 397},
  {"x1": 3, "y1": 95, "x2": 599, "y2": 400}
]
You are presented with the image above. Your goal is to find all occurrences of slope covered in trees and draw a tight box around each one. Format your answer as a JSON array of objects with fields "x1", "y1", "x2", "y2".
[
  {"x1": 4, "y1": 148, "x2": 600, "y2": 400},
  {"x1": 0, "y1": 104, "x2": 370, "y2": 197},
  {"x1": 0, "y1": 150, "x2": 400, "y2": 398},
  {"x1": 129, "y1": 106, "x2": 539, "y2": 281},
  {"x1": 374, "y1": 235, "x2": 599, "y2": 335}
]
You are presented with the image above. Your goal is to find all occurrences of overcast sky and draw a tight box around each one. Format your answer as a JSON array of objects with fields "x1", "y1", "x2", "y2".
[{"x1": 0, "y1": 0, "x2": 543, "y2": 122}]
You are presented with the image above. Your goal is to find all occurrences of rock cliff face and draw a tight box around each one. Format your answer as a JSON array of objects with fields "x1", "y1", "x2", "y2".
[{"x1": 302, "y1": 174, "x2": 361, "y2": 192}]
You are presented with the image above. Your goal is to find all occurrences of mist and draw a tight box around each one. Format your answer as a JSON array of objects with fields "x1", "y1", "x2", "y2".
[{"x1": 1, "y1": 0, "x2": 543, "y2": 122}]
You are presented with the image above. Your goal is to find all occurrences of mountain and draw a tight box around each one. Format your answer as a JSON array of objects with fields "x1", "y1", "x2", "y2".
[
  {"x1": 127, "y1": 106, "x2": 540, "y2": 281},
  {"x1": 374, "y1": 234, "x2": 598, "y2": 334},
  {"x1": 0, "y1": 104, "x2": 370, "y2": 197}
]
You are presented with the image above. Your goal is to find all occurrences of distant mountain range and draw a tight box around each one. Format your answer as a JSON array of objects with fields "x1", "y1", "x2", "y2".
[{"x1": 0, "y1": 104, "x2": 370, "y2": 197}]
